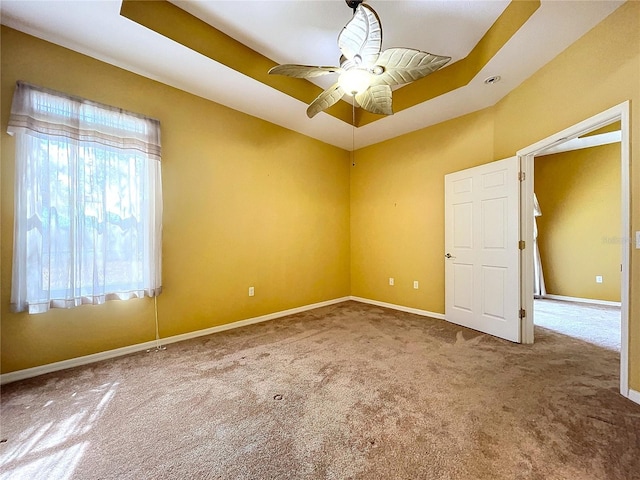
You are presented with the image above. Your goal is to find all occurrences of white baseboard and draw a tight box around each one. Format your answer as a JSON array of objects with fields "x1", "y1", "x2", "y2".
[
  {"x1": 0, "y1": 296, "x2": 350, "y2": 385},
  {"x1": 542, "y1": 294, "x2": 621, "y2": 307},
  {"x1": 628, "y1": 389, "x2": 640, "y2": 406},
  {"x1": 0, "y1": 339, "x2": 160, "y2": 386},
  {"x1": 350, "y1": 296, "x2": 445, "y2": 320}
]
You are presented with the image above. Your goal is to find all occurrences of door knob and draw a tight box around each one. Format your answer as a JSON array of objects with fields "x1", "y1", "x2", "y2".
[{"x1": 445, "y1": 253, "x2": 455, "y2": 259}]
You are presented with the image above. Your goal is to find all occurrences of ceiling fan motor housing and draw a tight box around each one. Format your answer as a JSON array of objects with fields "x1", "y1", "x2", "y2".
[{"x1": 346, "y1": 0, "x2": 364, "y2": 12}]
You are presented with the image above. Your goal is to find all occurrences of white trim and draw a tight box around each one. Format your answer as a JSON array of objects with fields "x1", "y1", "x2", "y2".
[
  {"x1": 0, "y1": 296, "x2": 350, "y2": 385},
  {"x1": 519, "y1": 154, "x2": 535, "y2": 344},
  {"x1": 350, "y1": 296, "x2": 445, "y2": 320},
  {"x1": 542, "y1": 294, "x2": 621, "y2": 307},
  {"x1": 538, "y1": 131, "x2": 621, "y2": 156},
  {"x1": 152, "y1": 297, "x2": 351, "y2": 346},
  {"x1": 0, "y1": 340, "x2": 160, "y2": 386},
  {"x1": 628, "y1": 389, "x2": 640, "y2": 406},
  {"x1": 517, "y1": 101, "x2": 630, "y2": 399},
  {"x1": 619, "y1": 102, "x2": 631, "y2": 399},
  {"x1": 517, "y1": 103, "x2": 625, "y2": 156}
]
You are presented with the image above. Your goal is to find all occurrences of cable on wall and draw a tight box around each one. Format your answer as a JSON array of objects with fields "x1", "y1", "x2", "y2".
[{"x1": 147, "y1": 296, "x2": 166, "y2": 353}]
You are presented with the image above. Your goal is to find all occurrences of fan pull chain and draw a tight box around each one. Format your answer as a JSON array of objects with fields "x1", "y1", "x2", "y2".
[{"x1": 351, "y1": 101, "x2": 356, "y2": 167}]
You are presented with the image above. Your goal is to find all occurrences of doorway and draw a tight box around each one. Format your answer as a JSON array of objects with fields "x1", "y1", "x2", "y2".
[
  {"x1": 532, "y1": 126, "x2": 621, "y2": 353},
  {"x1": 517, "y1": 101, "x2": 630, "y2": 399}
]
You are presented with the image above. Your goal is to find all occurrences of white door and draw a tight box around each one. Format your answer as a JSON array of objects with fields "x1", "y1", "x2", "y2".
[{"x1": 444, "y1": 156, "x2": 521, "y2": 342}]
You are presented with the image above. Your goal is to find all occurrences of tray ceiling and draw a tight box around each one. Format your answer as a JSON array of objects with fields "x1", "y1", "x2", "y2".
[{"x1": 1, "y1": 0, "x2": 624, "y2": 150}]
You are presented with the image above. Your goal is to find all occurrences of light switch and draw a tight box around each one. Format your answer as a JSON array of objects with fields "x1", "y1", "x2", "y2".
[{"x1": 636, "y1": 231, "x2": 640, "y2": 249}]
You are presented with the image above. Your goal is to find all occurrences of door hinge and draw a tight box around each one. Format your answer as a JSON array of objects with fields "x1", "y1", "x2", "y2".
[
  {"x1": 519, "y1": 308, "x2": 526, "y2": 319},
  {"x1": 518, "y1": 171, "x2": 526, "y2": 182},
  {"x1": 518, "y1": 240, "x2": 525, "y2": 250}
]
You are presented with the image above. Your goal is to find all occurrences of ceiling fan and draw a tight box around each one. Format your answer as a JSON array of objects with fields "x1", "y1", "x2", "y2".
[{"x1": 268, "y1": 0, "x2": 451, "y2": 119}]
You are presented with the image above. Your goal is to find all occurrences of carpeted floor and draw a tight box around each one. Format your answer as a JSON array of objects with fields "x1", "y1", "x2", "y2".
[
  {"x1": 1, "y1": 301, "x2": 639, "y2": 479},
  {"x1": 534, "y1": 298, "x2": 621, "y2": 351}
]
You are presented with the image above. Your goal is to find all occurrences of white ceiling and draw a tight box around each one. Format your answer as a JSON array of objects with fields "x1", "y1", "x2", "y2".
[{"x1": 0, "y1": 1, "x2": 624, "y2": 150}]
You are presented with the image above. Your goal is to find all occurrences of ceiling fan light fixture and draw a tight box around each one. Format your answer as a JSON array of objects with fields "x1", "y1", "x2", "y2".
[
  {"x1": 268, "y1": 2, "x2": 451, "y2": 118},
  {"x1": 338, "y1": 69, "x2": 372, "y2": 96}
]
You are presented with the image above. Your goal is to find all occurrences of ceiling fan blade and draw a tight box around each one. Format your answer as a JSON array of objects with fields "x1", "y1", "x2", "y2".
[
  {"x1": 371, "y1": 48, "x2": 451, "y2": 86},
  {"x1": 306, "y1": 83, "x2": 345, "y2": 118},
  {"x1": 355, "y1": 84, "x2": 392, "y2": 116},
  {"x1": 338, "y1": 4, "x2": 382, "y2": 66},
  {"x1": 268, "y1": 64, "x2": 341, "y2": 78}
]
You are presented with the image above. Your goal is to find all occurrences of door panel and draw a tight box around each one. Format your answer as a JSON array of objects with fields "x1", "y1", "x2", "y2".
[
  {"x1": 482, "y1": 198, "x2": 506, "y2": 248},
  {"x1": 453, "y1": 203, "x2": 473, "y2": 248},
  {"x1": 482, "y1": 266, "x2": 506, "y2": 318},
  {"x1": 445, "y1": 156, "x2": 521, "y2": 342},
  {"x1": 453, "y1": 263, "x2": 473, "y2": 311}
]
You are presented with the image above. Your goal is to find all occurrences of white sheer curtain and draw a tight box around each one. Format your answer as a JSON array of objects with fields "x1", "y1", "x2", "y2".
[
  {"x1": 8, "y1": 81, "x2": 162, "y2": 314},
  {"x1": 533, "y1": 193, "x2": 546, "y2": 298}
]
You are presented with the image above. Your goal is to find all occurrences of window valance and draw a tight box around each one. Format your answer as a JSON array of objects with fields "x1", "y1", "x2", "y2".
[{"x1": 8, "y1": 81, "x2": 161, "y2": 161}]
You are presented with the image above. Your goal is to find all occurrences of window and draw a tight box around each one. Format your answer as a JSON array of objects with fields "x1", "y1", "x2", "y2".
[{"x1": 8, "y1": 82, "x2": 163, "y2": 314}]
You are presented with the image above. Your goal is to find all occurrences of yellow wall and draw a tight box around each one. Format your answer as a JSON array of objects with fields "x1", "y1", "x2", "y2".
[
  {"x1": 350, "y1": 2, "x2": 639, "y2": 387},
  {"x1": 350, "y1": 109, "x2": 495, "y2": 312},
  {"x1": 0, "y1": 27, "x2": 351, "y2": 373},
  {"x1": 535, "y1": 144, "x2": 621, "y2": 302}
]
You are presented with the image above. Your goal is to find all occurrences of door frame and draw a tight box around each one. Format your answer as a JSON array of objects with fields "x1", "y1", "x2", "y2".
[{"x1": 517, "y1": 101, "x2": 630, "y2": 398}]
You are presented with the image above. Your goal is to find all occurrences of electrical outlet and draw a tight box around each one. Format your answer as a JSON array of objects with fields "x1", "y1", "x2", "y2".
[
  {"x1": 389, "y1": 277, "x2": 394, "y2": 286},
  {"x1": 595, "y1": 276, "x2": 603, "y2": 284},
  {"x1": 248, "y1": 286, "x2": 255, "y2": 296},
  {"x1": 413, "y1": 281, "x2": 419, "y2": 289}
]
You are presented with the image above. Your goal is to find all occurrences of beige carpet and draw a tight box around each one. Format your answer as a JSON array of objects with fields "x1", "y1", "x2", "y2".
[{"x1": 1, "y1": 301, "x2": 639, "y2": 479}]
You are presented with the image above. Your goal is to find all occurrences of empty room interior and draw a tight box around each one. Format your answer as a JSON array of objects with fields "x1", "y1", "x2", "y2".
[{"x1": 1, "y1": 1, "x2": 640, "y2": 479}]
